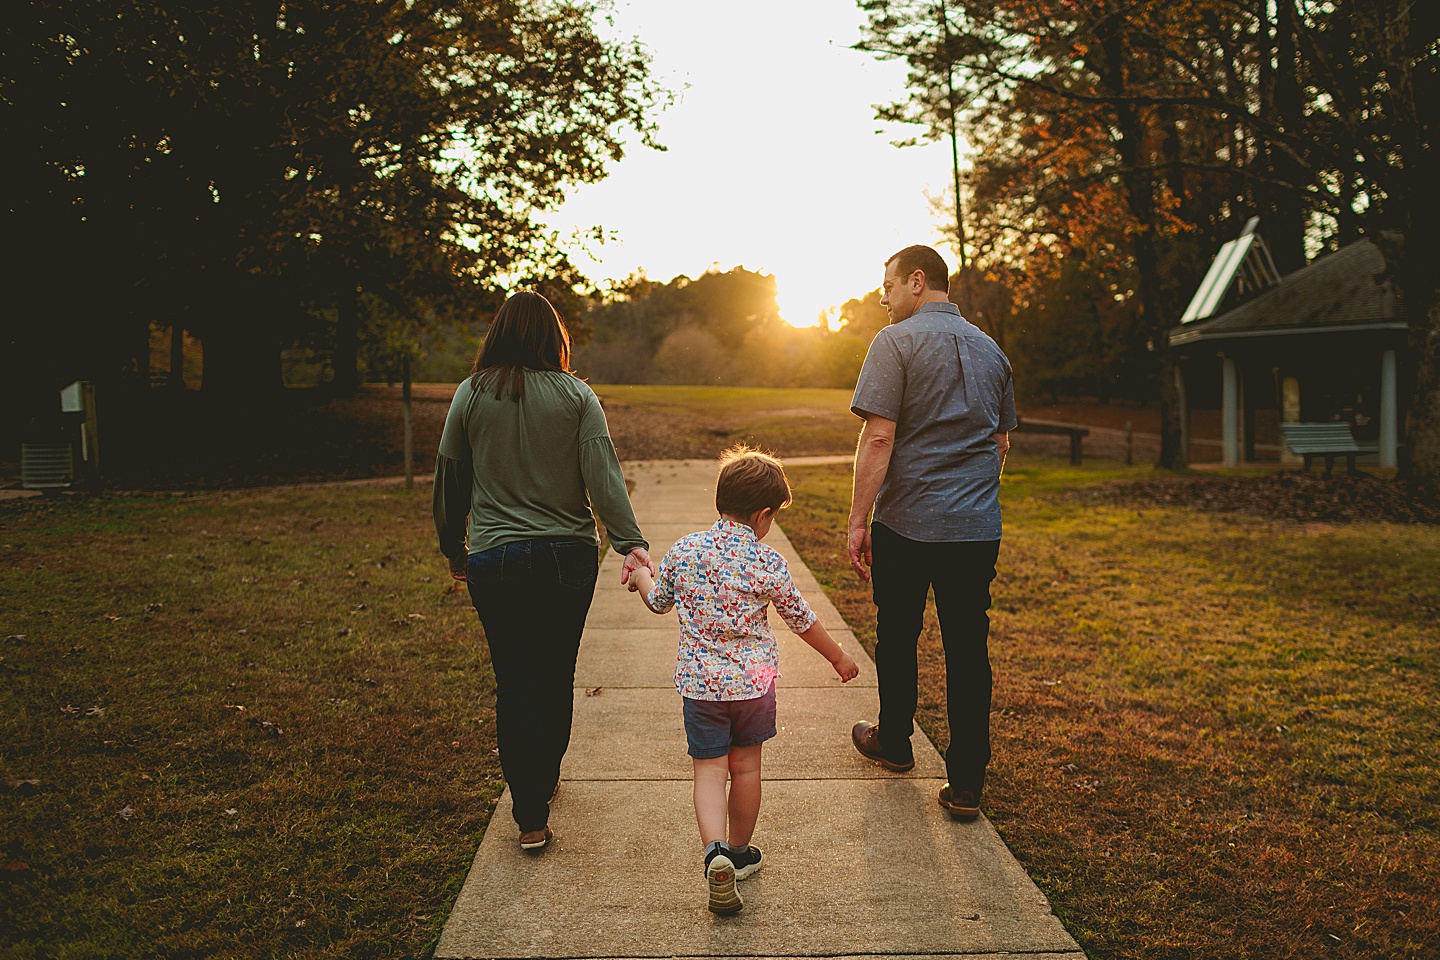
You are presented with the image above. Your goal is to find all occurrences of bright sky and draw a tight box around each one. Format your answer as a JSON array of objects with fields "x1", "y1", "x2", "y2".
[{"x1": 541, "y1": 0, "x2": 963, "y2": 328}]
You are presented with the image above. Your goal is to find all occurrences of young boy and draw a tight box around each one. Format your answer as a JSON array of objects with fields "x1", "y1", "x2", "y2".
[{"x1": 627, "y1": 447, "x2": 859, "y2": 915}]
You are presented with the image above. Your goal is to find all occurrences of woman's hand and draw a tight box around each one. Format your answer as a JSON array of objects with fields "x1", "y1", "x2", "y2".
[
  {"x1": 620, "y1": 547, "x2": 654, "y2": 585},
  {"x1": 448, "y1": 554, "x2": 467, "y2": 582}
]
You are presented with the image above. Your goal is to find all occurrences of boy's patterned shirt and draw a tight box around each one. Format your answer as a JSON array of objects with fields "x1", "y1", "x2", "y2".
[{"x1": 647, "y1": 519, "x2": 817, "y2": 701}]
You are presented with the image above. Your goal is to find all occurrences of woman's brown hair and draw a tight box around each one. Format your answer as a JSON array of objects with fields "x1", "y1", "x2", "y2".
[{"x1": 470, "y1": 291, "x2": 572, "y2": 401}]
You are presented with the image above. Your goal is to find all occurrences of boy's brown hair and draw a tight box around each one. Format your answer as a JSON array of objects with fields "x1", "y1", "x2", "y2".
[{"x1": 715, "y1": 446, "x2": 792, "y2": 518}]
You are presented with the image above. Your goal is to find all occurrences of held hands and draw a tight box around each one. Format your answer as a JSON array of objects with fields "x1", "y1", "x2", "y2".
[
  {"x1": 626, "y1": 565, "x2": 655, "y2": 596},
  {"x1": 620, "y1": 546, "x2": 654, "y2": 585}
]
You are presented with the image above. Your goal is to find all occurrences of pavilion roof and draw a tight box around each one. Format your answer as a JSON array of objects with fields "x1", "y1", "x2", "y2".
[{"x1": 1169, "y1": 236, "x2": 1406, "y2": 346}]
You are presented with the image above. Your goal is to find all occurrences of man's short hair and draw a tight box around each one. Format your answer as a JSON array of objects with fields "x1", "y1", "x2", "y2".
[
  {"x1": 885, "y1": 245, "x2": 951, "y2": 293},
  {"x1": 715, "y1": 446, "x2": 792, "y2": 517}
]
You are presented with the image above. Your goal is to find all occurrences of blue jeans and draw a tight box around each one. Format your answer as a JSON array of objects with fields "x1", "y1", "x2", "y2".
[{"x1": 467, "y1": 538, "x2": 599, "y2": 831}]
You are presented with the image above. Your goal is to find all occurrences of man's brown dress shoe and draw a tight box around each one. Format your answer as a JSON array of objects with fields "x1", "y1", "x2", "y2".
[{"x1": 851, "y1": 720, "x2": 916, "y2": 772}]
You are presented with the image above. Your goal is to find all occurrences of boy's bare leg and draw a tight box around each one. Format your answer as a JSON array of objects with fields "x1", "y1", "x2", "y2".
[
  {"x1": 725, "y1": 744, "x2": 763, "y2": 847},
  {"x1": 693, "y1": 756, "x2": 731, "y2": 846}
]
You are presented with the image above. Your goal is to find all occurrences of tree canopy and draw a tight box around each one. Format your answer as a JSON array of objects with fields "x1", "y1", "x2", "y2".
[
  {"x1": 859, "y1": 0, "x2": 1438, "y2": 476},
  {"x1": 3, "y1": 0, "x2": 667, "y2": 416}
]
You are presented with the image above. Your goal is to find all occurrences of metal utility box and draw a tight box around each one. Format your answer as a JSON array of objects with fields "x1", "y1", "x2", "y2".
[
  {"x1": 20, "y1": 381, "x2": 97, "y2": 491},
  {"x1": 21, "y1": 442, "x2": 73, "y2": 489}
]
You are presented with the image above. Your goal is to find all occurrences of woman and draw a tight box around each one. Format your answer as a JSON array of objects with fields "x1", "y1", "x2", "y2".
[{"x1": 433, "y1": 290, "x2": 651, "y2": 851}]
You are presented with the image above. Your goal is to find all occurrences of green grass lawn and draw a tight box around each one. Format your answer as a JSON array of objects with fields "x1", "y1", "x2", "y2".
[
  {"x1": 590, "y1": 384, "x2": 859, "y2": 460},
  {"x1": 5, "y1": 446, "x2": 1437, "y2": 958},
  {"x1": 1, "y1": 485, "x2": 501, "y2": 957},
  {"x1": 782, "y1": 456, "x2": 1440, "y2": 960}
]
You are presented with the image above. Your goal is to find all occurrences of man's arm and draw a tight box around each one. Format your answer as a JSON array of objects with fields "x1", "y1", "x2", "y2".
[{"x1": 847, "y1": 415, "x2": 897, "y2": 582}]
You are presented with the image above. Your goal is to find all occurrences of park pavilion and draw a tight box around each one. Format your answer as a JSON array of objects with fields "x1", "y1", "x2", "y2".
[{"x1": 1168, "y1": 223, "x2": 1408, "y2": 468}]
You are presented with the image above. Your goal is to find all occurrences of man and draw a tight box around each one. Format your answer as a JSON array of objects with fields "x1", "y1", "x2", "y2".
[{"x1": 847, "y1": 244, "x2": 1016, "y2": 822}]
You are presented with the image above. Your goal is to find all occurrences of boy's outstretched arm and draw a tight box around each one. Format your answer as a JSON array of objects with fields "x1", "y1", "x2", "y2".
[
  {"x1": 798, "y1": 620, "x2": 859, "y2": 682},
  {"x1": 626, "y1": 566, "x2": 667, "y2": 615}
]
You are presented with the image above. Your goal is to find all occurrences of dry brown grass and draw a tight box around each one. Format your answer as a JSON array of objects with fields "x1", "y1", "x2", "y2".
[
  {"x1": 781, "y1": 458, "x2": 1440, "y2": 960},
  {"x1": 1, "y1": 486, "x2": 501, "y2": 957}
]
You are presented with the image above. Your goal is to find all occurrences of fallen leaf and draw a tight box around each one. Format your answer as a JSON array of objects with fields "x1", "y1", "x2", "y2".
[
  {"x1": 6, "y1": 635, "x2": 24, "y2": 643},
  {"x1": 336, "y1": 627, "x2": 354, "y2": 638},
  {"x1": 223, "y1": 808, "x2": 238, "y2": 816},
  {"x1": 406, "y1": 613, "x2": 426, "y2": 620},
  {"x1": 102, "y1": 613, "x2": 120, "y2": 621},
  {"x1": 119, "y1": 806, "x2": 135, "y2": 820},
  {"x1": 4, "y1": 861, "x2": 32, "y2": 873},
  {"x1": 59, "y1": 704, "x2": 79, "y2": 715},
  {"x1": 7, "y1": 779, "x2": 40, "y2": 793},
  {"x1": 146, "y1": 602, "x2": 163, "y2": 612},
  {"x1": 225, "y1": 704, "x2": 246, "y2": 712},
  {"x1": 585, "y1": 687, "x2": 603, "y2": 697},
  {"x1": 85, "y1": 706, "x2": 105, "y2": 717}
]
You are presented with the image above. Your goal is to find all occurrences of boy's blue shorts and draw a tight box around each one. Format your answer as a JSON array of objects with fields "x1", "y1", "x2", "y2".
[{"x1": 682, "y1": 682, "x2": 777, "y2": 759}]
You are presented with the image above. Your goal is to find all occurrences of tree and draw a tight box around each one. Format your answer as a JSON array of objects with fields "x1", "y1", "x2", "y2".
[
  {"x1": 856, "y1": 0, "x2": 1439, "y2": 475},
  {"x1": 2, "y1": 0, "x2": 666, "y2": 420}
]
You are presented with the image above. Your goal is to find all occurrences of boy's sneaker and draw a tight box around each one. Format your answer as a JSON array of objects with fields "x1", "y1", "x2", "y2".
[
  {"x1": 704, "y1": 841, "x2": 763, "y2": 881},
  {"x1": 727, "y1": 843, "x2": 764, "y2": 880},
  {"x1": 703, "y1": 843, "x2": 743, "y2": 915}
]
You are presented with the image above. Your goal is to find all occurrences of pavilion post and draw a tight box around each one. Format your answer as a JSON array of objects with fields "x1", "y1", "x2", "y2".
[
  {"x1": 1380, "y1": 348, "x2": 1398, "y2": 468},
  {"x1": 1222, "y1": 355, "x2": 1240, "y2": 466}
]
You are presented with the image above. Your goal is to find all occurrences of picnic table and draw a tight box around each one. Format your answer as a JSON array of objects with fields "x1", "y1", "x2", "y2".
[{"x1": 1013, "y1": 417, "x2": 1090, "y2": 465}]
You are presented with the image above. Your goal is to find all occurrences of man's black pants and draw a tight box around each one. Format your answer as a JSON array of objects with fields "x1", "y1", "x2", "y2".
[{"x1": 871, "y1": 522, "x2": 1000, "y2": 796}]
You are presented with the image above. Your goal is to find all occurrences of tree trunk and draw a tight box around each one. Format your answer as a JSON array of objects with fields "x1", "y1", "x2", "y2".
[
  {"x1": 169, "y1": 317, "x2": 185, "y2": 390},
  {"x1": 201, "y1": 292, "x2": 284, "y2": 399},
  {"x1": 1268, "y1": 0, "x2": 1307, "y2": 274},
  {"x1": 1095, "y1": 7, "x2": 1186, "y2": 468},
  {"x1": 332, "y1": 284, "x2": 361, "y2": 395}
]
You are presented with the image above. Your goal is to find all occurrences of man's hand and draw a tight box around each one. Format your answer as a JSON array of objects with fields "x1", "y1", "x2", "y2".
[
  {"x1": 995, "y1": 430, "x2": 1011, "y2": 474},
  {"x1": 620, "y1": 546, "x2": 654, "y2": 585},
  {"x1": 447, "y1": 554, "x2": 467, "y2": 582},
  {"x1": 847, "y1": 520, "x2": 873, "y2": 582},
  {"x1": 848, "y1": 415, "x2": 893, "y2": 583}
]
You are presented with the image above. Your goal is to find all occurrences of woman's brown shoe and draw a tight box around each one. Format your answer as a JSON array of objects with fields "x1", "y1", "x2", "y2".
[{"x1": 939, "y1": 783, "x2": 981, "y2": 822}]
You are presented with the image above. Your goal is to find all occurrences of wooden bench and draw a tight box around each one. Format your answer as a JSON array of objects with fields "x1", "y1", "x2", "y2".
[
  {"x1": 1280, "y1": 422, "x2": 1379, "y2": 474},
  {"x1": 1013, "y1": 417, "x2": 1090, "y2": 465}
]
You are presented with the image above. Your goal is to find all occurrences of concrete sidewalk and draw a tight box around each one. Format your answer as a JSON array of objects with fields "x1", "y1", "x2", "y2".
[{"x1": 435, "y1": 459, "x2": 1085, "y2": 960}]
